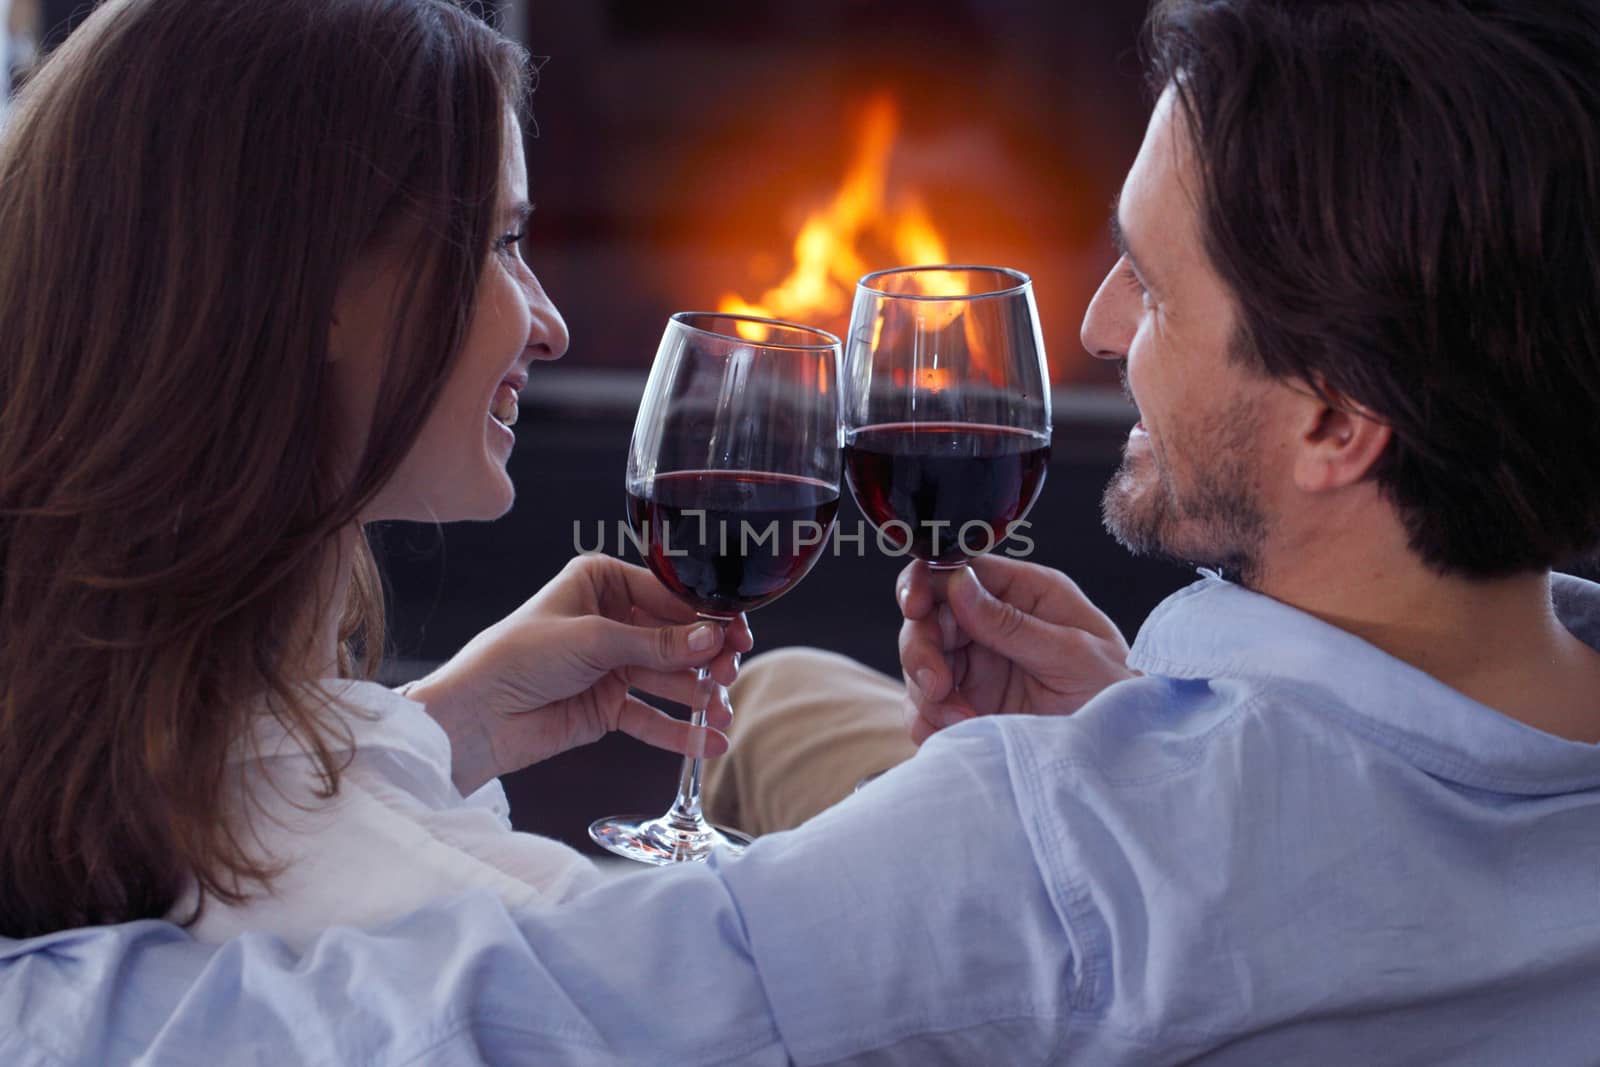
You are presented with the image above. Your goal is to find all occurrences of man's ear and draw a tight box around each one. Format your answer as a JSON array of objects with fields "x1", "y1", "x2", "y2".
[{"x1": 1290, "y1": 379, "x2": 1391, "y2": 493}]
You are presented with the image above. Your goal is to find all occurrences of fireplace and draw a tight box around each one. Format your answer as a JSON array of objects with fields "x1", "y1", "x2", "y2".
[{"x1": 516, "y1": 0, "x2": 1152, "y2": 393}]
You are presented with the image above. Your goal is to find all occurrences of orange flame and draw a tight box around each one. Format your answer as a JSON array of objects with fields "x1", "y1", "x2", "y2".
[{"x1": 720, "y1": 95, "x2": 958, "y2": 341}]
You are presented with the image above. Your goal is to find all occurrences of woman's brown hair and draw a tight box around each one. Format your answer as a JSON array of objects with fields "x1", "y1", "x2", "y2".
[{"x1": 0, "y1": 0, "x2": 529, "y2": 937}]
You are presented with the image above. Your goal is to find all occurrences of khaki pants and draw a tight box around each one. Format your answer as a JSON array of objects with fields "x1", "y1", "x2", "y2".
[{"x1": 703, "y1": 648, "x2": 917, "y2": 837}]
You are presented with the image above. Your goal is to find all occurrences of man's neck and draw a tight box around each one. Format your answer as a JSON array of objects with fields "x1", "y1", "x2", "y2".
[{"x1": 1256, "y1": 530, "x2": 1600, "y2": 743}]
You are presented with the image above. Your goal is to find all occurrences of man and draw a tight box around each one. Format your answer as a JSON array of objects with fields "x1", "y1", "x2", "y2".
[{"x1": 4, "y1": 0, "x2": 1600, "y2": 1063}]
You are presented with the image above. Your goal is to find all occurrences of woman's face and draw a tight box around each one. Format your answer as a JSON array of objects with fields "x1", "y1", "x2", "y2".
[{"x1": 332, "y1": 113, "x2": 568, "y2": 523}]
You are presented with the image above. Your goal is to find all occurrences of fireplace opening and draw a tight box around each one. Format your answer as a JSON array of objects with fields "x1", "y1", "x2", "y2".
[{"x1": 519, "y1": 0, "x2": 1152, "y2": 394}]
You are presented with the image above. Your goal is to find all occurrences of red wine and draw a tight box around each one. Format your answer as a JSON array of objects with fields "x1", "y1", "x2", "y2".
[
  {"x1": 845, "y1": 422, "x2": 1049, "y2": 565},
  {"x1": 627, "y1": 471, "x2": 840, "y2": 618}
]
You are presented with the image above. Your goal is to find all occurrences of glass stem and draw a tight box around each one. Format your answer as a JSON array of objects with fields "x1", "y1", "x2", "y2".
[
  {"x1": 665, "y1": 618, "x2": 729, "y2": 829},
  {"x1": 665, "y1": 666, "x2": 713, "y2": 828}
]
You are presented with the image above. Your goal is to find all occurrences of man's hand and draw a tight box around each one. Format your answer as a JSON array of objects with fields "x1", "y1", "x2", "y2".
[
  {"x1": 897, "y1": 557, "x2": 1136, "y2": 745},
  {"x1": 404, "y1": 555, "x2": 754, "y2": 796}
]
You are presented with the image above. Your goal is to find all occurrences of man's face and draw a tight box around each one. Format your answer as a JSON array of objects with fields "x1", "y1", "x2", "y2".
[{"x1": 1081, "y1": 87, "x2": 1283, "y2": 583}]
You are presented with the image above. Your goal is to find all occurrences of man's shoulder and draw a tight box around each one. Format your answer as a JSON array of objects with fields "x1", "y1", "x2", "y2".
[
  {"x1": 993, "y1": 671, "x2": 1351, "y2": 791},
  {"x1": 981, "y1": 669, "x2": 1600, "y2": 1058}
]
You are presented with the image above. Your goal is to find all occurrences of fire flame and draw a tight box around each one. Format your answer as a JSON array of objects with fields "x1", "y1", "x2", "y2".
[{"x1": 719, "y1": 95, "x2": 958, "y2": 342}]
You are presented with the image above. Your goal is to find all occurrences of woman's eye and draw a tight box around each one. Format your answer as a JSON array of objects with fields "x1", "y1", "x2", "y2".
[{"x1": 495, "y1": 229, "x2": 527, "y2": 257}]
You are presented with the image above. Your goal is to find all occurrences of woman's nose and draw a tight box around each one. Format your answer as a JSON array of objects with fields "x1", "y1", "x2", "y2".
[{"x1": 526, "y1": 275, "x2": 569, "y2": 361}]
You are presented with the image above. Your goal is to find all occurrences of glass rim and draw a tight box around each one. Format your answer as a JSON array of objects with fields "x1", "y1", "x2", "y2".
[
  {"x1": 856, "y1": 264, "x2": 1032, "y2": 301},
  {"x1": 669, "y1": 311, "x2": 842, "y2": 351}
]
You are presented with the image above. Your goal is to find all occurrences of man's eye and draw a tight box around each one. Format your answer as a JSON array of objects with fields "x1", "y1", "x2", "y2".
[{"x1": 1121, "y1": 262, "x2": 1153, "y2": 307}]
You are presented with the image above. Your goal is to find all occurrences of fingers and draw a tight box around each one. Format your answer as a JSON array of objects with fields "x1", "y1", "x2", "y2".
[
  {"x1": 624, "y1": 608, "x2": 750, "y2": 685},
  {"x1": 942, "y1": 567, "x2": 1069, "y2": 676},
  {"x1": 897, "y1": 601, "x2": 968, "y2": 703},
  {"x1": 706, "y1": 684, "x2": 734, "y2": 733},
  {"x1": 906, "y1": 698, "x2": 939, "y2": 747},
  {"x1": 621, "y1": 668, "x2": 735, "y2": 732},
  {"x1": 895, "y1": 555, "x2": 1126, "y2": 651},
  {"x1": 896, "y1": 561, "x2": 934, "y2": 619},
  {"x1": 626, "y1": 606, "x2": 753, "y2": 657},
  {"x1": 902, "y1": 672, "x2": 976, "y2": 746},
  {"x1": 967, "y1": 556, "x2": 1126, "y2": 646},
  {"x1": 613, "y1": 695, "x2": 731, "y2": 759},
  {"x1": 543, "y1": 559, "x2": 759, "y2": 664},
  {"x1": 724, "y1": 615, "x2": 755, "y2": 654},
  {"x1": 574, "y1": 615, "x2": 732, "y2": 677},
  {"x1": 894, "y1": 560, "x2": 963, "y2": 618},
  {"x1": 578, "y1": 555, "x2": 709, "y2": 626}
]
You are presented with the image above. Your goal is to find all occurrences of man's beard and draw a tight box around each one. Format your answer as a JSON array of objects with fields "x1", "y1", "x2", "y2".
[{"x1": 1100, "y1": 397, "x2": 1269, "y2": 586}]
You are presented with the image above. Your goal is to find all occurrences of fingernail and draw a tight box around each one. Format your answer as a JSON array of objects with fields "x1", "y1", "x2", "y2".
[
  {"x1": 688, "y1": 623, "x2": 719, "y2": 652},
  {"x1": 938, "y1": 707, "x2": 969, "y2": 730},
  {"x1": 914, "y1": 667, "x2": 936, "y2": 695}
]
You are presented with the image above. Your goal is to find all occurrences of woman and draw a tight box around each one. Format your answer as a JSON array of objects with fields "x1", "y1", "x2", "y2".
[{"x1": 0, "y1": 0, "x2": 748, "y2": 946}]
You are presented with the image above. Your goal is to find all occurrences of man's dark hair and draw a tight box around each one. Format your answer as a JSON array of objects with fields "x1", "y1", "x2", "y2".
[{"x1": 1145, "y1": 0, "x2": 1600, "y2": 577}]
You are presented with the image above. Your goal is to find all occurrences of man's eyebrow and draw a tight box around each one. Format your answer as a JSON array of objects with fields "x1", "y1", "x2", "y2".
[{"x1": 1107, "y1": 197, "x2": 1153, "y2": 285}]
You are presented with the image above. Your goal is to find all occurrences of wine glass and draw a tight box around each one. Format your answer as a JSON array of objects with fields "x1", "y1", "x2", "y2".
[
  {"x1": 589, "y1": 312, "x2": 842, "y2": 864},
  {"x1": 842, "y1": 265, "x2": 1051, "y2": 570}
]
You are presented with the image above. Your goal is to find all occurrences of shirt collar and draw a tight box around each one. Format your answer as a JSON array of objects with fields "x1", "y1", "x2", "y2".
[
  {"x1": 236, "y1": 679, "x2": 452, "y2": 777},
  {"x1": 1128, "y1": 572, "x2": 1600, "y2": 795}
]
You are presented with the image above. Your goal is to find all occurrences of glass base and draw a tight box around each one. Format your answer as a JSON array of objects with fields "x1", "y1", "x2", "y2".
[{"x1": 588, "y1": 813, "x2": 752, "y2": 866}]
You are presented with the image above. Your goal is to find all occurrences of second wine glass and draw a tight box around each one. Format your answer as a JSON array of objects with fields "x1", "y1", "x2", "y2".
[
  {"x1": 589, "y1": 312, "x2": 842, "y2": 865},
  {"x1": 843, "y1": 265, "x2": 1051, "y2": 570}
]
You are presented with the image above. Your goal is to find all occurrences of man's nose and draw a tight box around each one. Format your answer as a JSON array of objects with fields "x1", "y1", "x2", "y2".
[{"x1": 1080, "y1": 259, "x2": 1135, "y2": 362}]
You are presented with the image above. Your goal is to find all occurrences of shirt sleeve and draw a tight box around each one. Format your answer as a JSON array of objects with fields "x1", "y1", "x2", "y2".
[
  {"x1": 714, "y1": 719, "x2": 1078, "y2": 1063},
  {"x1": 3, "y1": 721, "x2": 1075, "y2": 1066},
  {"x1": 5, "y1": 882, "x2": 792, "y2": 1066}
]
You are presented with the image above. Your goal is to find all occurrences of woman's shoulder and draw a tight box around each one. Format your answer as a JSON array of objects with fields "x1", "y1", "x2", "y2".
[
  {"x1": 241, "y1": 679, "x2": 453, "y2": 777},
  {"x1": 185, "y1": 679, "x2": 602, "y2": 947}
]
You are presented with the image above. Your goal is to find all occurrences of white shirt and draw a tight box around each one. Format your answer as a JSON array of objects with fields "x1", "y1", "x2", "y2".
[{"x1": 176, "y1": 680, "x2": 602, "y2": 948}]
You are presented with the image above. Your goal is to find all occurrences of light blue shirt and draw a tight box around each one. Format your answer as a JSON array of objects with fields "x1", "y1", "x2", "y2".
[{"x1": 5, "y1": 574, "x2": 1600, "y2": 1065}]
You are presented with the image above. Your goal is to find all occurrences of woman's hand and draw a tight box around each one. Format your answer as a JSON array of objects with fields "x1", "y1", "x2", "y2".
[
  {"x1": 403, "y1": 554, "x2": 753, "y2": 796},
  {"x1": 897, "y1": 557, "x2": 1136, "y2": 746}
]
